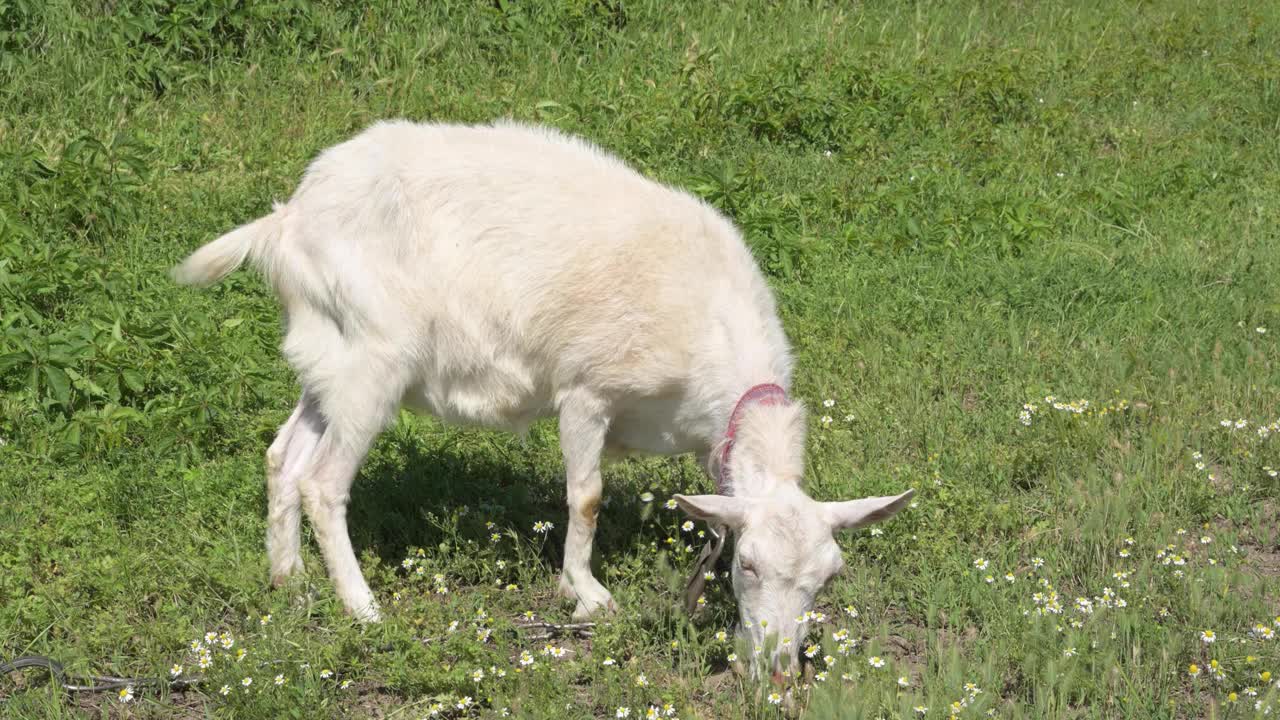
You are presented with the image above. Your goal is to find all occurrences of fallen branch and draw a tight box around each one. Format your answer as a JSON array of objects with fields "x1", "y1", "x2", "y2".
[{"x1": 512, "y1": 621, "x2": 596, "y2": 640}]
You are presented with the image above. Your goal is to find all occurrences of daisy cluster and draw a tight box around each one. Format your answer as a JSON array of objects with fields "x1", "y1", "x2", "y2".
[
  {"x1": 816, "y1": 398, "x2": 856, "y2": 427},
  {"x1": 1018, "y1": 394, "x2": 1131, "y2": 427},
  {"x1": 1217, "y1": 415, "x2": 1280, "y2": 441},
  {"x1": 121, "y1": 620, "x2": 355, "y2": 706}
]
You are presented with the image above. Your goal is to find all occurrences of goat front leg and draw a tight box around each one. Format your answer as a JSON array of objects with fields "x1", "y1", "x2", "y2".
[{"x1": 556, "y1": 392, "x2": 616, "y2": 621}]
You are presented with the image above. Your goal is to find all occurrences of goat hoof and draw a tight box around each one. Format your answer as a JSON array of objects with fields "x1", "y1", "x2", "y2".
[
  {"x1": 269, "y1": 557, "x2": 304, "y2": 588},
  {"x1": 337, "y1": 602, "x2": 382, "y2": 624},
  {"x1": 571, "y1": 595, "x2": 618, "y2": 622}
]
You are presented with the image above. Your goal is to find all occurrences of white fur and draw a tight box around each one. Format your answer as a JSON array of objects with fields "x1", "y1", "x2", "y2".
[{"x1": 175, "y1": 119, "x2": 911, "y2": 670}]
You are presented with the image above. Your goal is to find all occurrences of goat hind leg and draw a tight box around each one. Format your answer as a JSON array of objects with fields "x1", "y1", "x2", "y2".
[
  {"x1": 296, "y1": 412, "x2": 388, "y2": 623},
  {"x1": 266, "y1": 397, "x2": 319, "y2": 585}
]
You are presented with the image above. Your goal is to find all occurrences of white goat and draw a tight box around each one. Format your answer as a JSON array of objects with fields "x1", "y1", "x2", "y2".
[{"x1": 173, "y1": 119, "x2": 912, "y2": 673}]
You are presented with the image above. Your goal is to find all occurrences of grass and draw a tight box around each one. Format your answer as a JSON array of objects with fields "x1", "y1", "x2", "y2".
[{"x1": 2, "y1": 0, "x2": 1279, "y2": 717}]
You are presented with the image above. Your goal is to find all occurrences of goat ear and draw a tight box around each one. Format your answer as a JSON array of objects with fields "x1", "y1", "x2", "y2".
[
  {"x1": 823, "y1": 489, "x2": 914, "y2": 531},
  {"x1": 673, "y1": 494, "x2": 751, "y2": 529}
]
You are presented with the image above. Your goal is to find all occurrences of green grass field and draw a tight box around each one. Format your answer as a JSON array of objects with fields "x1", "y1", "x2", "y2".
[{"x1": 3, "y1": 1, "x2": 1280, "y2": 717}]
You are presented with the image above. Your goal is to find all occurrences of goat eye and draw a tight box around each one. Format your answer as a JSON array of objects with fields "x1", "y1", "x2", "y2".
[{"x1": 739, "y1": 560, "x2": 758, "y2": 577}]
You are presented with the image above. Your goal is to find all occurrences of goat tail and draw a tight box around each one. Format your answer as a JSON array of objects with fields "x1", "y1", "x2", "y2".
[{"x1": 171, "y1": 203, "x2": 286, "y2": 287}]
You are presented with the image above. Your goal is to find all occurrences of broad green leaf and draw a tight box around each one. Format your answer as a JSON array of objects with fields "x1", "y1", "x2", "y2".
[
  {"x1": 44, "y1": 366, "x2": 71, "y2": 406},
  {"x1": 0, "y1": 352, "x2": 27, "y2": 374},
  {"x1": 121, "y1": 369, "x2": 145, "y2": 393}
]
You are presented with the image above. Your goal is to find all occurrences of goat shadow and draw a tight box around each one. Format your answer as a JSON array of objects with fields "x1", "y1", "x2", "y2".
[{"x1": 343, "y1": 417, "x2": 705, "y2": 571}]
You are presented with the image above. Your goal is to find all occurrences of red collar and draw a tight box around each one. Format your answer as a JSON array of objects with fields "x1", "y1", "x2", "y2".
[{"x1": 717, "y1": 383, "x2": 788, "y2": 494}]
